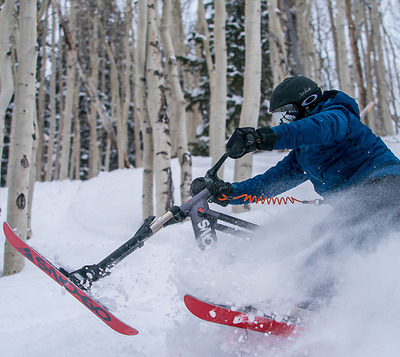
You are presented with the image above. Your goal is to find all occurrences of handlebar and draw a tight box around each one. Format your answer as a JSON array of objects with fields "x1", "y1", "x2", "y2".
[{"x1": 205, "y1": 153, "x2": 229, "y2": 179}]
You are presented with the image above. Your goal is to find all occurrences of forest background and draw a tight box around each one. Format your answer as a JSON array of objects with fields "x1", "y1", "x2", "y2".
[{"x1": 1, "y1": 0, "x2": 400, "y2": 274}]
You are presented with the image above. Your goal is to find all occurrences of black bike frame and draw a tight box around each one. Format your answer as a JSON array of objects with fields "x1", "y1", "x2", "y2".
[{"x1": 64, "y1": 154, "x2": 259, "y2": 290}]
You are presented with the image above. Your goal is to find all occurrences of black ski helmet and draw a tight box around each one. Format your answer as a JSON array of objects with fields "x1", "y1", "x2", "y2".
[{"x1": 269, "y1": 76, "x2": 322, "y2": 120}]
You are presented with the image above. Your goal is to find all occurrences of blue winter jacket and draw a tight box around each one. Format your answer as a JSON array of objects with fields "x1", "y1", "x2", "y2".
[{"x1": 231, "y1": 90, "x2": 400, "y2": 204}]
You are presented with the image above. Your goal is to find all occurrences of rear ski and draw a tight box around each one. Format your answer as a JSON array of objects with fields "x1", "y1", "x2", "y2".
[{"x1": 184, "y1": 294, "x2": 304, "y2": 338}]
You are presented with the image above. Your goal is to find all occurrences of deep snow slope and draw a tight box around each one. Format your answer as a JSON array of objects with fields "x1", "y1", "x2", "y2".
[{"x1": 1, "y1": 136, "x2": 400, "y2": 356}]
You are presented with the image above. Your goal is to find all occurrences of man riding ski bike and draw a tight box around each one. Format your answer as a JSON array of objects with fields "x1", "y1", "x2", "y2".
[{"x1": 191, "y1": 75, "x2": 400, "y2": 309}]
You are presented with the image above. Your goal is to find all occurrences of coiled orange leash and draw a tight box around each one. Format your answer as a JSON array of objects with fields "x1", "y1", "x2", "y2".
[{"x1": 218, "y1": 194, "x2": 323, "y2": 206}]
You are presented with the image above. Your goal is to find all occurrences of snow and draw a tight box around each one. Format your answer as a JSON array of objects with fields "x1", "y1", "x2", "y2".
[{"x1": 1, "y1": 137, "x2": 400, "y2": 356}]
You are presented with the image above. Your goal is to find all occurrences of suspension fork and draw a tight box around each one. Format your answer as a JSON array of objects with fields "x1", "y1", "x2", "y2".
[{"x1": 62, "y1": 204, "x2": 188, "y2": 290}]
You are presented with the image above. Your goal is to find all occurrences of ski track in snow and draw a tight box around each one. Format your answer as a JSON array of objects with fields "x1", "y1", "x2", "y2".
[{"x1": 1, "y1": 137, "x2": 400, "y2": 356}]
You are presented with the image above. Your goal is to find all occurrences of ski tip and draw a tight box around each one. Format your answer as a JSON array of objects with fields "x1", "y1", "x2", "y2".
[
  {"x1": 183, "y1": 294, "x2": 196, "y2": 309},
  {"x1": 3, "y1": 221, "x2": 17, "y2": 236},
  {"x1": 3, "y1": 221, "x2": 15, "y2": 239},
  {"x1": 3, "y1": 222, "x2": 23, "y2": 245},
  {"x1": 120, "y1": 326, "x2": 139, "y2": 336},
  {"x1": 3, "y1": 221, "x2": 10, "y2": 232},
  {"x1": 184, "y1": 294, "x2": 210, "y2": 319}
]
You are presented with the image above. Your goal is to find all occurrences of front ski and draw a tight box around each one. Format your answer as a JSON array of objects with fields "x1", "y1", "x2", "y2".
[
  {"x1": 3, "y1": 222, "x2": 138, "y2": 336},
  {"x1": 184, "y1": 294, "x2": 304, "y2": 338}
]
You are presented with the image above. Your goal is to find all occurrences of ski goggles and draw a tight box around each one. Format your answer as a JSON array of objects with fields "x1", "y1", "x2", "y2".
[{"x1": 271, "y1": 104, "x2": 299, "y2": 125}]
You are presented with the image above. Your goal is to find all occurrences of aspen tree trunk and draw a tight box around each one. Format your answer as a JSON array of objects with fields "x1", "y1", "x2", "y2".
[
  {"x1": 45, "y1": 8, "x2": 58, "y2": 181},
  {"x1": 126, "y1": 2, "x2": 141, "y2": 169},
  {"x1": 101, "y1": 31, "x2": 126, "y2": 169},
  {"x1": 146, "y1": 0, "x2": 173, "y2": 216},
  {"x1": 4, "y1": 0, "x2": 37, "y2": 275},
  {"x1": 233, "y1": 0, "x2": 261, "y2": 214},
  {"x1": 59, "y1": 3, "x2": 76, "y2": 180},
  {"x1": 383, "y1": 26, "x2": 400, "y2": 132},
  {"x1": 198, "y1": 0, "x2": 226, "y2": 166},
  {"x1": 70, "y1": 84, "x2": 80, "y2": 179},
  {"x1": 361, "y1": 4, "x2": 375, "y2": 131},
  {"x1": 171, "y1": 0, "x2": 186, "y2": 72},
  {"x1": 165, "y1": 79, "x2": 177, "y2": 159},
  {"x1": 197, "y1": 0, "x2": 214, "y2": 146},
  {"x1": 122, "y1": 0, "x2": 133, "y2": 166},
  {"x1": 161, "y1": 0, "x2": 192, "y2": 203},
  {"x1": 104, "y1": 137, "x2": 111, "y2": 171},
  {"x1": 209, "y1": 0, "x2": 227, "y2": 167},
  {"x1": 132, "y1": 93, "x2": 143, "y2": 168},
  {"x1": 167, "y1": 0, "x2": 185, "y2": 157},
  {"x1": 172, "y1": 0, "x2": 199, "y2": 146},
  {"x1": 295, "y1": 0, "x2": 320, "y2": 82},
  {"x1": 0, "y1": 0, "x2": 15, "y2": 172},
  {"x1": 54, "y1": 33, "x2": 64, "y2": 180},
  {"x1": 313, "y1": 2, "x2": 334, "y2": 87},
  {"x1": 135, "y1": 0, "x2": 154, "y2": 218},
  {"x1": 370, "y1": 2, "x2": 393, "y2": 136},
  {"x1": 197, "y1": 0, "x2": 213, "y2": 87},
  {"x1": 328, "y1": 0, "x2": 351, "y2": 94},
  {"x1": 36, "y1": 5, "x2": 49, "y2": 181},
  {"x1": 295, "y1": 0, "x2": 311, "y2": 77},
  {"x1": 184, "y1": 1, "x2": 204, "y2": 144},
  {"x1": 336, "y1": 0, "x2": 353, "y2": 95},
  {"x1": 345, "y1": 0, "x2": 366, "y2": 110},
  {"x1": 327, "y1": 0, "x2": 340, "y2": 81},
  {"x1": 186, "y1": 79, "x2": 202, "y2": 144},
  {"x1": 88, "y1": 1, "x2": 101, "y2": 179},
  {"x1": 281, "y1": 0, "x2": 304, "y2": 77},
  {"x1": 97, "y1": 13, "x2": 129, "y2": 170},
  {"x1": 268, "y1": 0, "x2": 288, "y2": 86},
  {"x1": 307, "y1": 1, "x2": 321, "y2": 83}
]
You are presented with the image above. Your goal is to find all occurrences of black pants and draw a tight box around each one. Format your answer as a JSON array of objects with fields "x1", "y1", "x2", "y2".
[{"x1": 299, "y1": 175, "x2": 400, "y2": 310}]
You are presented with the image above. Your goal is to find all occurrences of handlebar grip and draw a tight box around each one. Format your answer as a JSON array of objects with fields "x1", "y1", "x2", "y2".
[{"x1": 205, "y1": 153, "x2": 229, "y2": 178}]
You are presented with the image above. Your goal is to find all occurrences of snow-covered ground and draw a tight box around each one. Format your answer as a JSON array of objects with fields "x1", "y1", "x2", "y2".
[{"x1": 1, "y1": 136, "x2": 400, "y2": 356}]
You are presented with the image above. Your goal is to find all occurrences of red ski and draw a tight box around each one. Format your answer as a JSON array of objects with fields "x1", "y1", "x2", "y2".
[
  {"x1": 3, "y1": 222, "x2": 138, "y2": 336},
  {"x1": 184, "y1": 294, "x2": 304, "y2": 338}
]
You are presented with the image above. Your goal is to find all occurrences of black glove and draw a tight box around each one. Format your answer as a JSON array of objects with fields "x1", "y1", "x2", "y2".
[
  {"x1": 226, "y1": 127, "x2": 259, "y2": 159},
  {"x1": 226, "y1": 126, "x2": 280, "y2": 159},
  {"x1": 190, "y1": 177, "x2": 233, "y2": 207}
]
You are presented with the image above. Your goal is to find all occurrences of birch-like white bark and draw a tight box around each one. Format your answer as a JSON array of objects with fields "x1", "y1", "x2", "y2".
[
  {"x1": 0, "y1": 0, "x2": 15, "y2": 171},
  {"x1": 135, "y1": 0, "x2": 154, "y2": 217},
  {"x1": 161, "y1": 0, "x2": 192, "y2": 203},
  {"x1": 146, "y1": 0, "x2": 173, "y2": 215},
  {"x1": 209, "y1": 0, "x2": 227, "y2": 167},
  {"x1": 4, "y1": 0, "x2": 37, "y2": 275},
  {"x1": 59, "y1": 3, "x2": 76, "y2": 180},
  {"x1": 233, "y1": 0, "x2": 262, "y2": 213}
]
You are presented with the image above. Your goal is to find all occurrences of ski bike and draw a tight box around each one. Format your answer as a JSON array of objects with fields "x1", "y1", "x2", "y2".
[{"x1": 4, "y1": 153, "x2": 310, "y2": 336}]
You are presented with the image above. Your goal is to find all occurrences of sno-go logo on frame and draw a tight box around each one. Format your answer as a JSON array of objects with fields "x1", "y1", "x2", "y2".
[
  {"x1": 197, "y1": 218, "x2": 216, "y2": 247},
  {"x1": 16, "y1": 246, "x2": 112, "y2": 322}
]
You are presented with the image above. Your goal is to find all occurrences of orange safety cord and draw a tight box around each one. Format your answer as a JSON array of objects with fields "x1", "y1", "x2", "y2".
[{"x1": 218, "y1": 194, "x2": 323, "y2": 206}]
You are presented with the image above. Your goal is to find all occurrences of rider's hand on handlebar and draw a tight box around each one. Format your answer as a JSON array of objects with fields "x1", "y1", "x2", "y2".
[
  {"x1": 226, "y1": 126, "x2": 280, "y2": 159},
  {"x1": 190, "y1": 177, "x2": 233, "y2": 207},
  {"x1": 226, "y1": 127, "x2": 259, "y2": 159}
]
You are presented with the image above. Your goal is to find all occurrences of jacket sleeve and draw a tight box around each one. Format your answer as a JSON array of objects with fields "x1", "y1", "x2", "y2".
[
  {"x1": 272, "y1": 107, "x2": 351, "y2": 150},
  {"x1": 230, "y1": 151, "x2": 307, "y2": 205}
]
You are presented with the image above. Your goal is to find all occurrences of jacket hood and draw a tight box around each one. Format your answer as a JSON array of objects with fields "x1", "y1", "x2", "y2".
[{"x1": 312, "y1": 90, "x2": 361, "y2": 119}]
